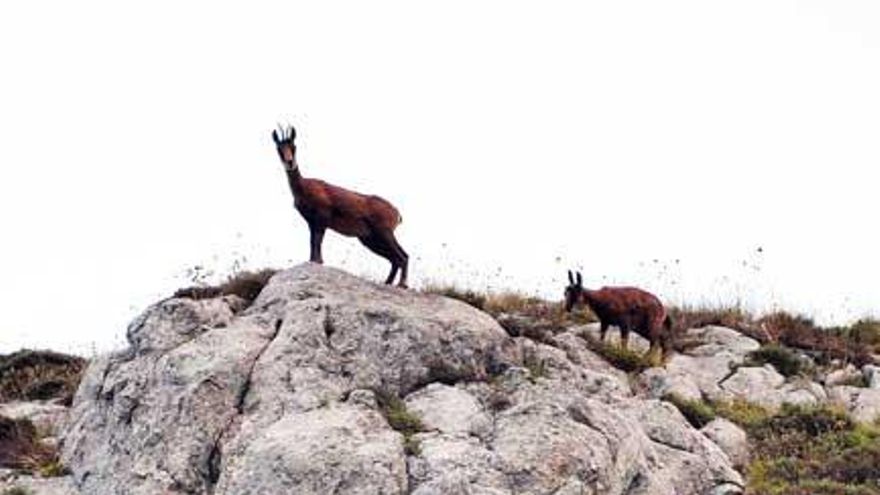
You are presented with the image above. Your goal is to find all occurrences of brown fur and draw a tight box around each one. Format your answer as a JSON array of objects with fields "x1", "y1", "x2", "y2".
[
  {"x1": 564, "y1": 271, "x2": 673, "y2": 355},
  {"x1": 272, "y1": 126, "x2": 409, "y2": 287}
]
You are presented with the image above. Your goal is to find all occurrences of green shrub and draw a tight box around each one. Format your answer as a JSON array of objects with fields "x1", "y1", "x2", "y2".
[
  {"x1": 662, "y1": 394, "x2": 716, "y2": 428},
  {"x1": 746, "y1": 345, "x2": 809, "y2": 377}
]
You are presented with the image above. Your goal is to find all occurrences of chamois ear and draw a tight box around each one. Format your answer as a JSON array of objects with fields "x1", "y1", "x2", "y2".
[
  {"x1": 568, "y1": 270, "x2": 574, "y2": 285},
  {"x1": 576, "y1": 272, "x2": 583, "y2": 288},
  {"x1": 287, "y1": 125, "x2": 296, "y2": 141},
  {"x1": 272, "y1": 130, "x2": 281, "y2": 145}
]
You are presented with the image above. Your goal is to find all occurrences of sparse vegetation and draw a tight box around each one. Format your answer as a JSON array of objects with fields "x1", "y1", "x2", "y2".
[
  {"x1": 375, "y1": 391, "x2": 424, "y2": 456},
  {"x1": 174, "y1": 268, "x2": 278, "y2": 309},
  {"x1": 744, "y1": 404, "x2": 880, "y2": 494},
  {"x1": 2, "y1": 487, "x2": 32, "y2": 495},
  {"x1": 662, "y1": 397, "x2": 880, "y2": 493},
  {"x1": 665, "y1": 396, "x2": 772, "y2": 430},
  {"x1": 423, "y1": 285, "x2": 489, "y2": 311},
  {"x1": 579, "y1": 332, "x2": 657, "y2": 373},
  {"x1": 38, "y1": 459, "x2": 70, "y2": 477},
  {"x1": 423, "y1": 285, "x2": 595, "y2": 335},
  {"x1": 0, "y1": 350, "x2": 86, "y2": 405},
  {"x1": 524, "y1": 353, "x2": 548, "y2": 383},
  {"x1": 745, "y1": 344, "x2": 811, "y2": 377},
  {"x1": 712, "y1": 399, "x2": 773, "y2": 428},
  {"x1": 662, "y1": 393, "x2": 717, "y2": 428},
  {"x1": 671, "y1": 306, "x2": 879, "y2": 367}
]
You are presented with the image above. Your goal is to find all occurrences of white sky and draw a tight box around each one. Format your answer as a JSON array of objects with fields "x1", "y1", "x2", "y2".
[{"x1": 1, "y1": 1, "x2": 878, "y2": 355}]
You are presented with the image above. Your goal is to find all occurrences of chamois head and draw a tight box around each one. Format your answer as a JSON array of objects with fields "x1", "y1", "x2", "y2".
[
  {"x1": 271, "y1": 125, "x2": 297, "y2": 171},
  {"x1": 564, "y1": 270, "x2": 584, "y2": 312}
]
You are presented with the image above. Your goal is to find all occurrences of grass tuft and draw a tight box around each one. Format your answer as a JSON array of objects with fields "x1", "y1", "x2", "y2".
[
  {"x1": 662, "y1": 393, "x2": 716, "y2": 428},
  {"x1": 174, "y1": 268, "x2": 278, "y2": 309},
  {"x1": 375, "y1": 391, "x2": 424, "y2": 457},
  {"x1": 579, "y1": 332, "x2": 657, "y2": 373}
]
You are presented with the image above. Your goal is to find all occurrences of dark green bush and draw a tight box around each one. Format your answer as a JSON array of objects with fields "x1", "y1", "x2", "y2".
[{"x1": 746, "y1": 345, "x2": 809, "y2": 377}]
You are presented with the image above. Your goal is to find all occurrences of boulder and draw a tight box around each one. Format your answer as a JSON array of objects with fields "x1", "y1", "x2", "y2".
[
  {"x1": 827, "y1": 386, "x2": 880, "y2": 424},
  {"x1": 863, "y1": 364, "x2": 880, "y2": 389},
  {"x1": 701, "y1": 418, "x2": 749, "y2": 468},
  {"x1": 823, "y1": 364, "x2": 862, "y2": 387},
  {"x1": 61, "y1": 264, "x2": 743, "y2": 495},
  {"x1": 0, "y1": 470, "x2": 78, "y2": 495},
  {"x1": 637, "y1": 326, "x2": 759, "y2": 402}
]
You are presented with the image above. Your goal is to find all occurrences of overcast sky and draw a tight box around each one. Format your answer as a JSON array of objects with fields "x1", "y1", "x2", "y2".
[{"x1": 1, "y1": 1, "x2": 878, "y2": 355}]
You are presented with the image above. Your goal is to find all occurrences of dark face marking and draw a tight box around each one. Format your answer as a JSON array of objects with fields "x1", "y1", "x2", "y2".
[{"x1": 564, "y1": 285, "x2": 581, "y2": 312}]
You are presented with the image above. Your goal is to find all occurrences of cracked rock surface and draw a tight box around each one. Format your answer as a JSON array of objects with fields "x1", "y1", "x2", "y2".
[{"x1": 61, "y1": 264, "x2": 743, "y2": 494}]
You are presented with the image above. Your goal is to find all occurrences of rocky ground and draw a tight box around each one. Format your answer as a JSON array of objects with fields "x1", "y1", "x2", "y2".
[{"x1": 2, "y1": 263, "x2": 879, "y2": 494}]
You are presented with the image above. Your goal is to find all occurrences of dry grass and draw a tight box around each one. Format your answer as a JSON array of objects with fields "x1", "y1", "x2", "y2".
[
  {"x1": 579, "y1": 332, "x2": 659, "y2": 373},
  {"x1": 672, "y1": 305, "x2": 878, "y2": 367},
  {"x1": 0, "y1": 350, "x2": 86, "y2": 406},
  {"x1": 174, "y1": 268, "x2": 278, "y2": 309},
  {"x1": 423, "y1": 285, "x2": 595, "y2": 339}
]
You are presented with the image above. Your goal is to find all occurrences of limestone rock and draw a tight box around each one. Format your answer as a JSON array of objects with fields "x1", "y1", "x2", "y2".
[
  {"x1": 863, "y1": 364, "x2": 880, "y2": 389},
  {"x1": 827, "y1": 386, "x2": 880, "y2": 423},
  {"x1": 61, "y1": 264, "x2": 743, "y2": 495},
  {"x1": 701, "y1": 418, "x2": 749, "y2": 468}
]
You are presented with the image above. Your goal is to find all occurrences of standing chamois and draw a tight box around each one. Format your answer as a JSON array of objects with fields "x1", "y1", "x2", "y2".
[
  {"x1": 564, "y1": 271, "x2": 674, "y2": 356},
  {"x1": 272, "y1": 125, "x2": 409, "y2": 287}
]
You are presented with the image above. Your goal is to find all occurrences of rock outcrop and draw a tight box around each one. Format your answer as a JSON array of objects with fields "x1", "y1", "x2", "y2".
[{"x1": 60, "y1": 264, "x2": 744, "y2": 495}]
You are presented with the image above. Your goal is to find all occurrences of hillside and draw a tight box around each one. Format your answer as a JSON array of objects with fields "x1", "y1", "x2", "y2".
[{"x1": 2, "y1": 264, "x2": 879, "y2": 494}]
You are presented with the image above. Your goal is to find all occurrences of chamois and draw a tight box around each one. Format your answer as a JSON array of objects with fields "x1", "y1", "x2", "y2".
[
  {"x1": 564, "y1": 271, "x2": 673, "y2": 356},
  {"x1": 271, "y1": 125, "x2": 409, "y2": 287}
]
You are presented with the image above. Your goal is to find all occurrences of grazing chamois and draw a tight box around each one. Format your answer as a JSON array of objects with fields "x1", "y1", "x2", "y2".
[
  {"x1": 271, "y1": 125, "x2": 409, "y2": 287},
  {"x1": 564, "y1": 271, "x2": 674, "y2": 356}
]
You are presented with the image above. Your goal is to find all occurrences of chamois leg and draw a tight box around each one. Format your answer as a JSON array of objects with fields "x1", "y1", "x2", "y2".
[
  {"x1": 386, "y1": 233, "x2": 409, "y2": 288},
  {"x1": 309, "y1": 224, "x2": 326, "y2": 264},
  {"x1": 599, "y1": 322, "x2": 609, "y2": 342},
  {"x1": 358, "y1": 233, "x2": 400, "y2": 286},
  {"x1": 620, "y1": 329, "x2": 630, "y2": 350}
]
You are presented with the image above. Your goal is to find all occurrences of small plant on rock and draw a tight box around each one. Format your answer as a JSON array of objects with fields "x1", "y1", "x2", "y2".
[
  {"x1": 174, "y1": 268, "x2": 278, "y2": 309},
  {"x1": 745, "y1": 344, "x2": 810, "y2": 377},
  {"x1": 375, "y1": 391, "x2": 424, "y2": 456},
  {"x1": 580, "y1": 332, "x2": 656, "y2": 373},
  {"x1": 662, "y1": 394, "x2": 716, "y2": 428}
]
